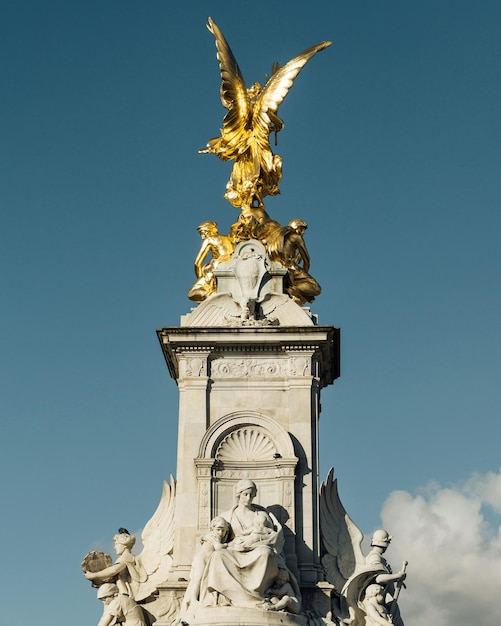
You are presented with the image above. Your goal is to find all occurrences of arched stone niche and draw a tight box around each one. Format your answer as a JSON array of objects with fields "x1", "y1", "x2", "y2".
[{"x1": 194, "y1": 411, "x2": 298, "y2": 535}]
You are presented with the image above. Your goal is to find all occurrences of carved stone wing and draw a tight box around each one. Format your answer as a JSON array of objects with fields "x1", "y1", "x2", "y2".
[
  {"x1": 253, "y1": 40, "x2": 332, "y2": 140},
  {"x1": 133, "y1": 476, "x2": 176, "y2": 601},
  {"x1": 319, "y1": 468, "x2": 365, "y2": 591},
  {"x1": 206, "y1": 17, "x2": 250, "y2": 130},
  {"x1": 259, "y1": 293, "x2": 290, "y2": 316}
]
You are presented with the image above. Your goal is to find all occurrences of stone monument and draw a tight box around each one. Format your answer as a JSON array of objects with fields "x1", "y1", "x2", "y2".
[{"x1": 82, "y1": 18, "x2": 408, "y2": 626}]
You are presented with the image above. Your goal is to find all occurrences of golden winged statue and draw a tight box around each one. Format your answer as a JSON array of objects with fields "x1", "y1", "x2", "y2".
[{"x1": 200, "y1": 17, "x2": 331, "y2": 211}]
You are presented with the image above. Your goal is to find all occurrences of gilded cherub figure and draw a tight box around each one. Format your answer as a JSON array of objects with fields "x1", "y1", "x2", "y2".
[
  {"x1": 188, "y1": 221, "x2": 234, "y2": 302},
  {"x1": 200, "y1": 17, "x2": 331, "y2": 211},
  {"x1": 280, "y1": 219, "x2": 321, "y2": 305},
  {"x1": 256, "y1": 217, "x2": 321, "y2": 305}
]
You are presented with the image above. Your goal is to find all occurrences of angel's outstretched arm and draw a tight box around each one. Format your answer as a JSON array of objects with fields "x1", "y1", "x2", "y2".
[
  {"x1": 375, "y1": 570, "x2": 407, "y2": 586},
  {"x1": 84, "y1": 561, "x2": 126, "y2": 581}
]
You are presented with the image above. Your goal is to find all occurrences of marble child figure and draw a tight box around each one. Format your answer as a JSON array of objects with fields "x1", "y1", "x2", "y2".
[
  {"x1": 198, "y1": 479, "x2": 294, "y2": 609},
  {"x1": 361, "y1": 584, "x2": 394, "y2": 626},
  {"x1": 262, "y1": 568, "x2": 301, "y2": 614},
  {"x1": 178, "y1": 516, "x2": 231, "y2": 622},
  {"x1": 96, "y1": 583, "x2": 147, "y2": 626},
  {"x1": 239, "y1": 510, "x2": 274, "y2": 546}
]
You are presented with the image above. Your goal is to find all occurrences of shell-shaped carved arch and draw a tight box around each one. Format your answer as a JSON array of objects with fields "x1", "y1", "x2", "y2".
[
  {"x1": 199, "y1": 411, "x2": 296, "y2": 461},
  {"x1": 216, "y1": 427, "x2": 277, "y2": 462},
  {"x1": 195, "y1": 412, "x2": 298, "y2": 533}
]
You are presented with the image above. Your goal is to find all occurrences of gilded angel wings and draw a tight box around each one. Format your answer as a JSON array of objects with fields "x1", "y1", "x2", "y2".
[{"x1": 200, "y1": 17, "x2": 331, "y2": 209}]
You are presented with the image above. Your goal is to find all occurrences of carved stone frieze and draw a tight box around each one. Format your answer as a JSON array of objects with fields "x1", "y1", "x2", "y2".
[
  {"x1": 153, "y1": 583, "x2": 185, "y2": 626},
  {"x1": 210, "y1": 356, "x2": 310, "y2": 378},
  {"x1": 183, "y1": 357, "x2": 207, "y2": 377},
  {"x1": 215, "y1": 468, "x2": 290, "y2": 480}
]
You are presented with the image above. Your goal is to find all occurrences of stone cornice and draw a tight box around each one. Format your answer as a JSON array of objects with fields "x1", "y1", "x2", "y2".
[{"x1": 156, "y1": 325, "x2": 340, "y2": 388}]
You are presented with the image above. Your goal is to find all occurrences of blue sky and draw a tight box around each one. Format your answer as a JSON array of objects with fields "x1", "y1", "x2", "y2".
[{"x1": 1, "y1": 2, "x2": 500, "y2": 625}]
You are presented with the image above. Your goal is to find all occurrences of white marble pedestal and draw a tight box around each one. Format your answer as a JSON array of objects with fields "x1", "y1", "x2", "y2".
[{"x1": 192, "y1": 606, "x2": 308, "y2": 626}]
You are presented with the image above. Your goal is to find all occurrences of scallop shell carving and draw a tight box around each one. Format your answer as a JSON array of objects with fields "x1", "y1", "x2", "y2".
[{"x1": 216, "y1": 428, "x2": 277, "y2": 461}]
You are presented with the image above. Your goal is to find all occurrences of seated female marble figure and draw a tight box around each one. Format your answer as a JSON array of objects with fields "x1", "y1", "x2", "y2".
[{"x1": 199, "y1": 479, "x2": 294, "y2": 610}]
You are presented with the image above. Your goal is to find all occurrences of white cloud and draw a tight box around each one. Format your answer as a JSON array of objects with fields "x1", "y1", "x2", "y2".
[
  {"x1": 378, "y1": 470, "x2": 501, "y2": 626},
  {"x1": 463, "y1": 470, "x2": 501, "y2": 513}
]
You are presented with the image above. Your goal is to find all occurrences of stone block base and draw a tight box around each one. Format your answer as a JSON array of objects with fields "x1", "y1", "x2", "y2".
[{"x1": 192, "y1": 606, "x2": 308, "y2": 626}]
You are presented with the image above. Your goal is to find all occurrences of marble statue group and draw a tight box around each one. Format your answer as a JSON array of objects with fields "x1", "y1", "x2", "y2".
[
  {"x1": 82, "y1": 474, "x2": 407, "y2": 626},
  {"x1": 82, "y1": 17, "x2": 408, "y2": 626},
  {"x1": 179, "y1": 479, "x2": 301, "y2": 621}
]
